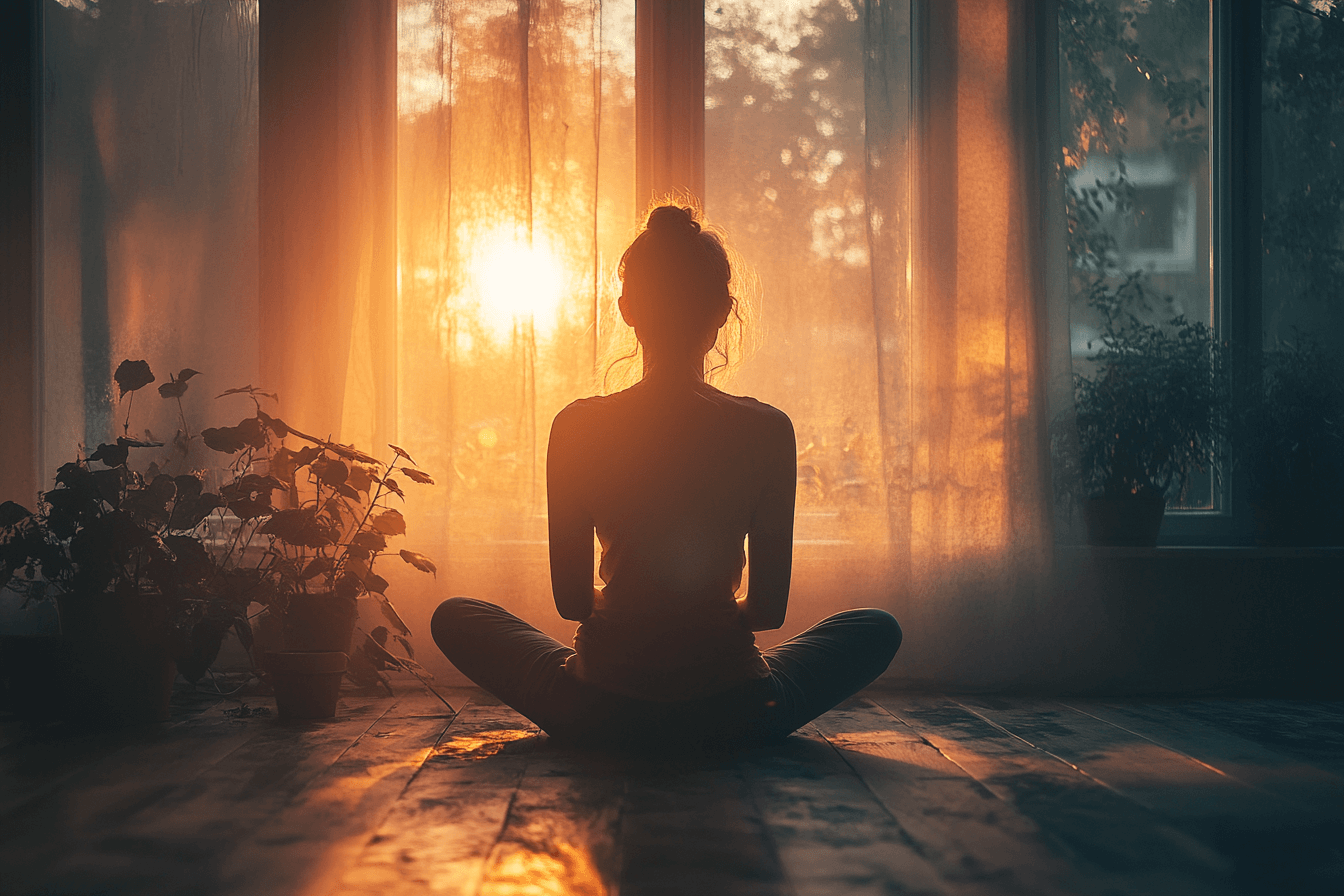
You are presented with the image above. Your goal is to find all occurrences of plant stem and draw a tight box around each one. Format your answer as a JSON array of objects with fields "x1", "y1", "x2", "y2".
[{"x1": 356, "y1": 624, "x2": 454, "y2": 712}]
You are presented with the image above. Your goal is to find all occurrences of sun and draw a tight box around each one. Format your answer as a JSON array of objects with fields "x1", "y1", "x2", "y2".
[{"x1": 471, "y1": 233, "x2": 566, "y2": 340}]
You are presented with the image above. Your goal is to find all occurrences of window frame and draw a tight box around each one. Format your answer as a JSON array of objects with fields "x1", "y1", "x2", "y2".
[{"x1": 1158, "y1": 0, "x2": 1262, "y2": 545}]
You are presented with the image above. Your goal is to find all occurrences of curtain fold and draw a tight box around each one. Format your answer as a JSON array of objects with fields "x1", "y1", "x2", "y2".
[
  {"x1": 259, "y1": 0, "x2": 397, "y2": 452},
  {"x1": 40, "y1": 0, "x2": 259, "y2": 480},
  {"x1": 867, "y1": 0, "x2": 1058, "y2": 688}
]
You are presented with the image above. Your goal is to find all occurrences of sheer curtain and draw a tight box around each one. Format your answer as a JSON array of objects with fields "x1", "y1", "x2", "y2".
[
  {"x1": 37, "y1": 0, "x2": 1067, "y2": 688},
  {"x1": 708, "y1": 0, "x2": 1061, "y2": 688},
  {"x1": 393, "y1": 0, "x2": 636, "y2": 648},
  {"x1": 40, "y1": 0, "x2": 259, "y2": 479},
  {"x1": 878, "y1": 0, "x2": 1062, "y2": 688}
]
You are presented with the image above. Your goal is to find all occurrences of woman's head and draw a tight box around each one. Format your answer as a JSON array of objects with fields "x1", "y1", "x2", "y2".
[{"x1": 617, "y1": 204, "x2": 739, "y2": 372}]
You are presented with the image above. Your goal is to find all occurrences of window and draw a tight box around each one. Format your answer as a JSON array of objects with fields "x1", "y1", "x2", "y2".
[
  {"x1": 1058, "y1": 0, "x2": 1218, "y2": 517},
  {"x1": 13, "y1": 0, "x2": 1340, "y2": 556}
]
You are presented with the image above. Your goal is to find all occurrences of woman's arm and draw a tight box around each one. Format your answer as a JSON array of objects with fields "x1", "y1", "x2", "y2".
[
  {"x1": 547, "y1": 403, "x2": 597, "y2": 622},
  {"x1": 738, "y1": 411, "x2": 796, "y2": 631}
]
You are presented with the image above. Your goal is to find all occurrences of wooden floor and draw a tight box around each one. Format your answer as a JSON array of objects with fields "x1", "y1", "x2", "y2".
[{"x1": 2, "y1": 686, "x2": 1342, "y2": 896}]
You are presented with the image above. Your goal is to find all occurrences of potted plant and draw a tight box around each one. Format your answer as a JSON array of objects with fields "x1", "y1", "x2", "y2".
[
  {"x1": 1061, "y1": 311, "x2": 1228, "y2": 546},
  {"x1": 1, "y1": 358, "x2": 442, "y2": 723},
  {"x1": 196, "y1": 385, "x2": 440, "y2": 719},
  {"x1": 1237, "y1": 339, "x2": 1344, "y2": 546},
  {"x1": 0, "y1": 362, "x2": 253, "y2": 723}
]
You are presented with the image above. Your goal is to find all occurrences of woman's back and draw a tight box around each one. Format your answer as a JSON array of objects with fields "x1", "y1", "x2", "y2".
[{"x1": 547, "y1": 378, "x2": 795, "y2": 700}]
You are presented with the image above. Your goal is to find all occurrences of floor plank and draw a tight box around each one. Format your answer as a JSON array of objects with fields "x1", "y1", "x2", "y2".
[
  {"x1": 813, "y1": 699, "x2": 1087, "y2": 896},
  {"x1": 476, "y1": 742, "x2": 624, "y2": 896},
  {"x1": 873, "y1": 695, "x2": 1232, "y2": 896},
  {"x1": 963, "y1": 698, "x2": 1301, "y2": 825},
  {"x1": 618, "y1": 752, "x2": 787, "y2": 896},
  {"x1": 1064, "y1": 699, "x2": 1344, "y2": 814},
  {"x1": 996, "y1": 698, "x2": 1344, "y2": 895},
  {"x1": 4, "y1": 696, "x2": 397, "y2": 896},
  {"x1": 0, "y1": 705, "x2": 256, "y2": 895},
  {"x1": 0, "y1": 700, "x2": 235, "y2": 819},
  {"x1": 744, "y1": 726, "x2": 947, "y2": 896},
  {"x1": 218, "y1": 693, "x2": 455, "y2": 896},
  {"x1": 1159, "y1": 699, "x2": 1344, "y2": 779},
  {"x1": 335, "y1": 702, "x2": 540, "y2": 896}
]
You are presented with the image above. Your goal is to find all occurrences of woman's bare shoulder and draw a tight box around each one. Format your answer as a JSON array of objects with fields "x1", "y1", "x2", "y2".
[{"x1": 711, "y1": 390, "x2": 794, "y2": 438}]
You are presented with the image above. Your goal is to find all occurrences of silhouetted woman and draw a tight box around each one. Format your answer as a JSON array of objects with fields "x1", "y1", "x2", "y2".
[{"x1": 433, "y1": 205, "x2": 901, "y2": 748}]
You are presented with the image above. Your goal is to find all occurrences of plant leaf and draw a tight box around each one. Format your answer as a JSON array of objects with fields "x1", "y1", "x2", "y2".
[
  {"x1": 374, "y1": 593, "x2": 411, "y2": 635},
  {"x1": 88, "y1": 442, "x2": 130, "y2": 467},
  {"x1": 399, "y1": 549, "x2": 436, "y2": 577},
  {"x1": 169, "y1": 493, "x2": 223, "y2": 530},
  {"x1": 202, "y1": 426, "x2": 247, "y2": 454},
  {"x1": 346, "y1": 463, "x2": 376, "y2": 494},
  {"x1": 311, "y1": 456, "x2": 349, "y2": 488},
  {"x1": 351, "y1": 531, "x2": 387, "y2": 552},
  {"x1": 0, "y1": 501, "x2": 33, "y2": 528},
  {"x1": 327, "y1": 443, "x2": 381, "y2": 465},
  {"x1": 371, "y1": 508, "x2": 406, "y2": 536},
  {"x1": 257, "y1": 411, "x2": 289, "y2": 437},
  {"x1": 158, "y1": 380, "x2": 189, "y2": 399},
  {"x1": 381, "y1": 477, "x2": 405, "y2": 500},
  {"x1": 114, "y1": 360, "x2": 155, "y2": 398},
  {"x1": 177, "y1": 368, "x2": 201, "y2": 383},
  {"x1": 300, "y1": 557, "x2": 332, "y2": 580},
  {"x1": 259, "y1": 508, "x2": 337, "y2": 547},
  {"x1": 388, "y1": 444, "x2": 417, "y2": 465},
  {"x1": 401, "y1": 468, "x2": 435, "y2": 485},
  {"x1": 394, "y1": 634, "x2": 415, "y2": 659}
]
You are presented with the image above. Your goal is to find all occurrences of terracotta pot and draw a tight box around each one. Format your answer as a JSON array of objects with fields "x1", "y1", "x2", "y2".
[
  {"x1": 1084, "y1": 493, "x2": 1167, "y2": 547},
  {"x1": 54, "y1": 592, "x2": 177, "y2": 724},
  {"x1": 265, "y1": 651, "x2": 348, "y2": 720},
  {"x1": 281, "y1": 591, "x2": 359, "y2": 653}
]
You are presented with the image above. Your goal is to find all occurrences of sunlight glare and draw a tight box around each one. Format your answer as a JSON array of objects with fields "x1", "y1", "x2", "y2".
[{"x1": 471, "y1": 234, "x2": 566, "y2": 340}]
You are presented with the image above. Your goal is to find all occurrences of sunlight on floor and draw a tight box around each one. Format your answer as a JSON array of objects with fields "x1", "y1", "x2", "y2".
[
  {"x1": 480, "y1": 841, "x2": 607, "y2": 896},
  {"x1": 432, "y1": 727, "x2": 537, "y2": 760}
]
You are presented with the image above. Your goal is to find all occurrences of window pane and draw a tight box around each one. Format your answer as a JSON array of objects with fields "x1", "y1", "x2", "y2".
[
  {"x1": 1058, "y1": 0, "x2": 1214, "y2": 509},
  {"x1": 706, "y1": 0, "x2": 911, "y2": 543},
  {"x1": 1261, "y1": 0, "x2": 1344, "y2": 350},
  {"x1": 40, "y1": 0, "x2": 259, "y2": 479}
]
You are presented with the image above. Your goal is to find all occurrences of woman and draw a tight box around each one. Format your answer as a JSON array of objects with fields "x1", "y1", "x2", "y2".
[{"x1": 433, "y1": 205, "x2": 900, "y2": 749}]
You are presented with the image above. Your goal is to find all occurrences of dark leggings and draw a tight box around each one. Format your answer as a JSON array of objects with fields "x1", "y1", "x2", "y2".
[{"x1": 431, "y1": 597, "x2": 902, "y2": 750}]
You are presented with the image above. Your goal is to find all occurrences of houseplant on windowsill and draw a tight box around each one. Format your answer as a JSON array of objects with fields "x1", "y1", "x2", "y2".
[
  {"x1": 1237, "y1": 339, "x2": 1344, "y2": 546},
  {"x1": 1061, "y1": 309, "x2": 1228, "y2": 546},
  {"x1": 198, "y1": 385, "x2": 441, "y2": 719}
]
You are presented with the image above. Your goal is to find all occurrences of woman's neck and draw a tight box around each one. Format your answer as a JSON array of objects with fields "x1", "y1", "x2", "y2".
[{"x1": 641, "y1": 354, "x2": 706, "y2": 385}]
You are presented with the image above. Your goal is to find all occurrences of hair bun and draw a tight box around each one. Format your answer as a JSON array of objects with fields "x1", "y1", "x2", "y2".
[{"x1": 647, "y1": 205, "x2": 701, "y2": 236}]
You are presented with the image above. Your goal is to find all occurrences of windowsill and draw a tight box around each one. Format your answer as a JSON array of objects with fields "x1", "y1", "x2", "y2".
[{"x1": 1058, "y1": 543, "x2": 1344, "y2": 560}]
